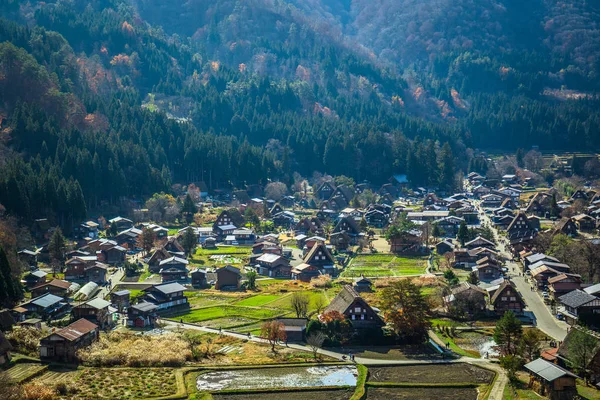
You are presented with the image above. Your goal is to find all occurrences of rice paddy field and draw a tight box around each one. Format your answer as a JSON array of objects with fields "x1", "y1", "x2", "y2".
[
  {"x1": 33, "y1": 367, "x2": 179, "y2": 399},
  {"x1": 340, "y1": 254, "x2": 428, "y2": 277},
  {"x1": 213, "y1": 389, "x2": 353, "y2": 400}
]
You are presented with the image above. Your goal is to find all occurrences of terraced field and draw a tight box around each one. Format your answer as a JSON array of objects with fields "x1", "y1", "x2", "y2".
[{"x1": 6, "y1": 363, "x2": 47, "y2": 383}]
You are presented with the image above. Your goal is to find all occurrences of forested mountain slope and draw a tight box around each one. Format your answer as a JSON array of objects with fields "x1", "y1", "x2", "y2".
[{"x1": 1, "y1": 0, "x2": 600, "y2": 227}]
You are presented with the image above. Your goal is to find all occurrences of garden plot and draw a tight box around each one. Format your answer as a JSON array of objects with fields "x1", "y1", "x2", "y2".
[
  {"x1": 366, "y1": 387, "x2": 478, "y2": 400},
  {"x1": 209, "y1": 255, "x2": 243, "y2": 264},
  {"x1": 74, "y1": 367, "x2": 178, "y2": 399},
  {"x1": 6, "y1": 363, "x2": 47, "y2": 383},
  {"x1": 368, "y1": 364, "x2": 494, "y2": 384},
  {"x1": 341, "y1": 255, "x2": 427, "y2": 277},
  {"x1": 197, "y1": 365, "x2": 358, "y2": 391}
]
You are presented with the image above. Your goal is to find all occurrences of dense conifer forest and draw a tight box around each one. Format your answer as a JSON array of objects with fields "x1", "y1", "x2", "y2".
[{"x1": 1, "y1": 0, "x2": 600, "y2": 226}]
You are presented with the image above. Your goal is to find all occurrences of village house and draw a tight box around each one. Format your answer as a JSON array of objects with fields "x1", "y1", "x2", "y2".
[
  {"x1": 142, "y1": 282, "x2": 188, "y2": 310},
  {"x1": 114, "y1": 227, "x2": 142, "y2": 247},
  {"x1": 444, "y1": 282, "x2": 487, "y2": 317},
  {"x1": 13, "y1": 293, "x2": 68, "y2": 321},
  {"x1": 475, "y1": 257, "x2": 503, "y2": 282},
  {"x1": 480, "y1": 193, "x2": 505, "y2": 208},
  {"x1": 275, "y1": 318, "x2": 307, "y2": 342},
  {"x1": 215, "y1": 265, "x2": 242, "y2": 290},
  {"x1": 128, "y1": 302, "x2": 158, "y2": 328},
  {"x1": 31, "y1": 279, "x2": 73, "y2": 298},
  {"x1": 364, "y1": 209, "x2": 389, "y2": 228},
  {"x1": 291, "y1": 263, "x2": 321, "y2": 282},
  {"x1": 406, "y1": 210, "x2": 450, "y2": 222},
  {"x1": 254, "y1": 253, "x2": 291, "y2": 277},
  {"x1": 21, "y1": 270, "x2": 47, "y2": 289},
  {"x1": 523, "y1": 253, "x2": 559, "y2": 270},
  {"x1": 316, "y1": 181, "x2": 336, "y2": 200},
  {"x1": 525, "y1": 192, "x2": 554, "y2": 217},
  {"x1": 18, "y1": 249, "x2": 38, "y2": 267},
  {"x1": 558, "y1": 289, "x2": 600, "y2": 327},
  {"x1": 572, "y1": 214, "x2": 596, "y2": 232},
  {"x1": 40, "y1": 318, "x2": 99, "y2": 362},
  {"x1": 84, "y1": 262, "x2": 108, "y2": 284},
  {"x1": 302, "y1": 242, "x2": 336, "y2": 275},
  {"x1": 78, "y1": 221, "x2": 100, "y2": 239},
  {"x1": 323, "y1": 285, "x2": 384, "y2": 329},
  {"x1": 435, "y1": 239, "x2": 454, "y2": 255},
  {"x1": 97, "y1": 245, "x2": 126, "y2": 265},
  {"x1": 108, "y1": 216, "x2": 134, "y2": 231},
  {"x1": 465, "y1": 236, "x2": 495, "y2": 250},
  {"x1": 158, "y1": 256, "x2": 189, "y2": 282},
  {"x1": 272, "y1": 211, "x2": 295, "y2": 228},
  {"x1": 147, "y1": 248, "x2": 173, "y2": 273},
  {"x1": 330, "y1": 231, "x2": 351, "y2": 251},
  {"x1": 436, "y1": 216, "x2": 464, "y2": 236},
  {"x1": 388, "y1": 230, "x2": 423, "y2": 254},
  {"x1": 72, "y1": 298, "x2": 112, "y2": 328},
  {"x1": 531, "y1": 265, "x2": 562, "y2": 288},
  {"x1": 523, "y1": 358, "x2": 578, "y2": 400},
  {"x1": 353, "y1": 276, "x2": 373, "y2": 293},
  {"x1": 65, "y1": 256, "x2": 97, "y2": 280},
  {"x1": 191, "y1": 268, "x2": 207, "y2": 287},
  {"x1": 491, "y1": 281, "x2": 525, "y2": 314},
  {"x1": 295, "y1": 217, "x2": 324, "y2": 236},
  {"x1": 333, "y1": 216, "x2": 362, "y2": 245},
  {"x1": 553, "y1": 217, "x2": 579, "y2": 237},
  {"x1": 547, "y1": 274, "x2": 582, "y2": 300},
  {"x1": 110, "y1": 290, "x2": 130, "y2": 312}
]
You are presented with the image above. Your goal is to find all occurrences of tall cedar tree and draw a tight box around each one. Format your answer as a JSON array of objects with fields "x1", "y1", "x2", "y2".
[
  {"x1": 48, "y1": 227, "x2": 66, "y2": 265},
  {"x1": 379, "y1": 279, "x2": 431, "y2": 342},
  {"x1": 180, "y1": 228, "x2": 197, "y2": 255},
  {"x1": 493, "y1": 311, "x2": 523, "y2": 356},
  {"x1": 0, "y1": 246, "x2": 23, "y2": 306},
  {"x1": 457, "y1": 221, "x2": 469, "y2": 246},
  {"x1": 181, "y1": 194, "x2": 197, "y2": 224}
]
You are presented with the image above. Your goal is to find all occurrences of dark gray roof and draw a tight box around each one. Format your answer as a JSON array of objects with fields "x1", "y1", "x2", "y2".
[
  {"x1": 559, "y1": 289, "x2": 597, "y2": 308},
  {"x1": 524, "y1": 358, "x2": 578, "y2": 381},
  {"x1": 112, "y1": 290, "x2": 130, "y2": 296},
  {"x1": 132, "y1": 302, "x2": 158, "y2": 312},
  {"x1": 152, "y1": 282, "x2": 187, "y2": 294}
]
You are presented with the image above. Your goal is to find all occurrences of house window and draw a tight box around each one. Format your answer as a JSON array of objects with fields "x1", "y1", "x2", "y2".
[
  {"x1": 510, "y1": 297, "x2": 516, "y2": 301},
  {"x1": 351, "y1": 314, "x2": 356, "y2": 320},
  {"x1": 501, "y1": 297, "x2": 507, "y2": 301},
  {"x1": 355, "y1": 307, "x2": 361, "y2": 313}
]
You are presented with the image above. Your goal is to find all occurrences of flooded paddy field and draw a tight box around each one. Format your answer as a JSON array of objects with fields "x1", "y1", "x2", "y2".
[{"x1": 197, "y1": 365, "x2": 358, "y2": 391}]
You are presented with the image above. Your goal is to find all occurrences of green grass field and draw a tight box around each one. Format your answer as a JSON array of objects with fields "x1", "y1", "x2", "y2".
[
  {"x1": 233, "y1": 294, "x2": 282, "y2": 307},
  {"x1": 196, "y1": 246, "x2": 252, "y2": 255},
  {"x1": 177, "y1": 305, "x2": 284, "y2": 323},
  {"x1": 341, "y1": 254, "x2": 427, "y2": 277}
]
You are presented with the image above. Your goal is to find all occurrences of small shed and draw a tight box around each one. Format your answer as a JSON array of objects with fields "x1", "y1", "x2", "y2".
[
  {"x1": 353, "y1": 276, "x2": 373, "y2": 293},
  {"x1": 524, "y1": 358, "x2": 578, "y2": 399},
  {"x1": 276, "y1": 318, "x2": 307, "y2": 342},
  {"x1": 191, "y1": 268, "x2": 207, "y2": 288},
  {"x1": 110, "y1": 290, "x2": 131, "y2": 312}
]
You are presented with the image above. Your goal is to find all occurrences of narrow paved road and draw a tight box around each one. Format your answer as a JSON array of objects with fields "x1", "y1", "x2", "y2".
[{"x1": 477, "y1": 203, "x2": 568, "y2": 341}]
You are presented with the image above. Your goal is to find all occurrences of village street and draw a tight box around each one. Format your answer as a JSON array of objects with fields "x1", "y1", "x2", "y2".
[{"x1": 476, "y1": 203, "x2": 569, "y2": 341}]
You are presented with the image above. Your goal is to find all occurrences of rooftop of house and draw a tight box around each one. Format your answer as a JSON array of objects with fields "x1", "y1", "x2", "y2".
[
  {"x1": 559, "y1": 289, "x2": 598, "y2": 309},
  {"x1": 150, "y1": 282, "x2": 187, "y2": 294},
  {"x1": 524, "y1": 358, "x2": 578, "y2": 382},
  {"x1": 29, "y1": 293, "x2": 64, "y2": 308}
]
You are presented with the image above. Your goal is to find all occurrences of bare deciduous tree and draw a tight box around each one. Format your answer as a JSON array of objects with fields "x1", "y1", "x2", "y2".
[
  {"x1": 306, "y1": 331, "x2": 327, "y2": 359},
  {"x1": 290, "y1": 292, "x2": 310, "y2": 318}
]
